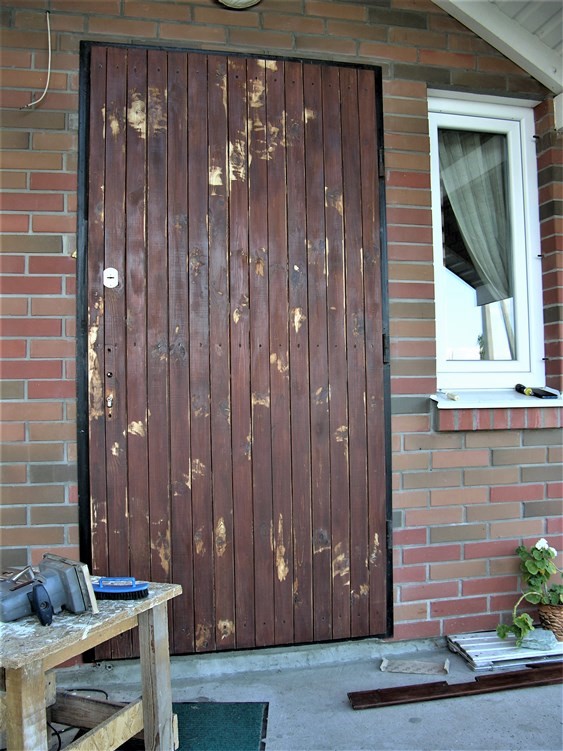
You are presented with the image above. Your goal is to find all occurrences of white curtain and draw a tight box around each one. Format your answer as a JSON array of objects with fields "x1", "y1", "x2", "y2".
[{"x1": 439, "y1": 129, "x2": 515, "y2": 358}]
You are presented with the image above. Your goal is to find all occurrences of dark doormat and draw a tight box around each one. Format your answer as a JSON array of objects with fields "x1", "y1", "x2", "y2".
[
  {"x1": 115, "y1": 701, "x2": 268, "y2": 751},
  {"x1": 175, "y1": 702, "x2": 269, "y2": 751}
]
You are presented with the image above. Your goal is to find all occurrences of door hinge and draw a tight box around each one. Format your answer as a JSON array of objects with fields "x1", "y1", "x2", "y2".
[
  {"x1": 378, "y1": 147, "x2": 385, "y2": 179},
  {"x1": 382, "y1": 332, "x2": 390, "y2": 364}
]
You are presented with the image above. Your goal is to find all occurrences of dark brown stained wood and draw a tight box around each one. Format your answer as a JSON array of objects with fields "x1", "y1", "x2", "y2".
[
  {"x1": 167, "y1": 51, "x2": 194, "y2": 654},
  {"x1": 303, "y1": 62, "x2": 332, "y2": 643},
  {"x1": 323, "y1": 65, "x2": 351, "y2": 640},
  {"x1": 247, "y1": 57, "x2": 275, "y2": 648},
  {"x1": 266, "y1": 61, "x2": 294, "y2": 647},
  {"x1": 227, "y1": 55, "x2": 256, "y2": 650},
  {"x1": 348, "y1": 663, "x2": 563, "y2": 710},
  {"x1": 285, "y1": 60, "x2": 313, "y2": 643},
  {"x1": 188, "y1": 52, "x2": 215, "y2": 653},
  {"x1": 125, "y1": 48, "x2": 151, "y2": 657},
  {"x1": 358, "y1": 68, "x2": 387, "y2": 633},
  {"x1": 207, "y1": 54, "x2": 236, "y2": 652},
  {"x1": 340, "y1": 67, "x2": 370, "y2": 637},
  {"x1": 104, "y1": 47, "x2": 131, "y2": 658},
  {"x1": 86, "y1": 48, "x2": 389, "y2": 657},
  {"x1": 125, "y1": 48, "x2": 150, "y2": 585},
  {"x1": 146, "y1": 50, "x2": 171, "y2": 595},
  {"x1": 87, "y1": 46, "x2": 109, "y2": 659}
]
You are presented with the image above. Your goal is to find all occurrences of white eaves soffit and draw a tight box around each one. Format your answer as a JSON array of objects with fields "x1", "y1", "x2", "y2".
[{"x1": 431, "y1": 0, "x2": 562, "y2": 94}]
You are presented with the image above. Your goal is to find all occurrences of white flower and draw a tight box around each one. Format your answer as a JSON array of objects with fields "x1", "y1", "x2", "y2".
[{"x1": 534, "y1": 538, "x2": 557, "y2": 557}]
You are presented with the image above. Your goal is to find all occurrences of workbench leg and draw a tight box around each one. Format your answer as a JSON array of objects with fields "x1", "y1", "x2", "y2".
[
  {"x1": 138, "y1": 602, "x2": 174, "y2": 751},
  {"x1": 5, "y1": 661, "x2": 48, "y2": 751}
]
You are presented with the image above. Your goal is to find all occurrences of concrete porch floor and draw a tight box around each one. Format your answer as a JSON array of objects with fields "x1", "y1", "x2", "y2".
[{"x1": 57, "y1": 638, "x2": 563, "y2": 751}]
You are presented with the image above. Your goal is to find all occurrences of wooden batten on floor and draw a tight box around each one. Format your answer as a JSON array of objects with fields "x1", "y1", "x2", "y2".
[{"x1": 348, "y1": 662, "x2": 563, "y2": 710}]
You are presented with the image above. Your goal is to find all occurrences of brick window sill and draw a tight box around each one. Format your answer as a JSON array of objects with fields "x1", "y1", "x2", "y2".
[{"x1": 431, "y1": 390, "x2": 563, "y2": 431}]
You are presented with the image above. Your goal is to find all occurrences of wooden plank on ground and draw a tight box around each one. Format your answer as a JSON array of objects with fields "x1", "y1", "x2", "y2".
[{"x1": 348, "y1": 662, "x2": 563, "y2": 710}]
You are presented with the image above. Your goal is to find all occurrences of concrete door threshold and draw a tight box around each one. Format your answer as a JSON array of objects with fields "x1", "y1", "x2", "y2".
[{"x1": 57, "y1": 636, "x2": 447, "y2": 688}]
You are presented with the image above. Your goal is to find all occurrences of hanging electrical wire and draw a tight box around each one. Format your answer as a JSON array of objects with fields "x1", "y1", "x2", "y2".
[{"x1": 21, "y1": 10, "x2": 51, "y2": 109}]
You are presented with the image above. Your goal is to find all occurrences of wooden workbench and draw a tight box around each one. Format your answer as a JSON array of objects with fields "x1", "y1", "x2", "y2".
[{"x1": 0, "y1": 581, "x2": 182, "y2": 751}]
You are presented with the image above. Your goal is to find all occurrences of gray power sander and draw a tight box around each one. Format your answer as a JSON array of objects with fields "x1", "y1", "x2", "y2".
[{"x1": 0, "y1": 553, "x2": 98, "y2": 626}]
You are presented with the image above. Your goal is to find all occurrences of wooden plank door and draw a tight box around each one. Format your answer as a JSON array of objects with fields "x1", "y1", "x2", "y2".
[{"x1": 82, "y1": 45, "x2": 390, "y2": 657}]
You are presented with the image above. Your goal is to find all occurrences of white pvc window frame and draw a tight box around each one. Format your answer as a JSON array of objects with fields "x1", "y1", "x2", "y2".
[{"x1": 429, "y1": 96, "x2": 544, "y2": 391}]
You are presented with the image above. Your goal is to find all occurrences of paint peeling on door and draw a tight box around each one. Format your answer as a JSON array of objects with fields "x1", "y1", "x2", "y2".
[
  {"x1": 111, "y1": 442, "x2": 120, "y2": 456},
  {"x1": 152, "y1": 528, "x2": 171, "y2": 574},
  {"x1": 335, "y1": 425, "x2": 348, "y2": 443},
  {"x1": 325, "y1": 187, "x2": 344, "y2": 216},
  {"x1": 255, "y1": 257, "x2": 265, "y2": 276},
  {"x1": 148, "y1": 86, "x2": 167, "y2": 135},
  {"x1": 270, "y1": 352, "x2": 289, "y2": 374},
  {"x1": 369, "y1": 532, "x2": 380, "y2": 566},
  {"x1": 229, "y1": 139, "x2": 247, "y2": 183},
  {"x1": 127, "y1": 420, "x2": 146, "y2": 437},
  {"x1": 291, "y1": 307, "x2": 306, "y2": 333},
  {"x1": 244, "y1": 433, "x2": 252, "y2": 460},
  {"x1": 314, "y1": 528, "x2": 330, "y2": 555},
  {"x1": 209, "y1": 163, "x2": 223, "y2": 192},
  {"x1": 252, "y1": 392, "x2": 270, "y2": 409},
  {"x1": 215, "y1": 517, "x2": 227, "y2": 557},
  {"x1": 196, "y1": 622, "x2": 211, "y2": 650},
  {"x1": 332, "y1": 542, "x2": 350, "y2": 585},
  {"x1": 248, "y1": 78, "x2": 265, "y2": 109},
  {"x1": 194, "y1": 527, "x2": 206, "y2": 556},
  {"x1": 218, "y1": 619, "x2": 235, "y2": 640},
  {"x1": 305, "y1": 108, "x2": 316, "y2": 123},
  {"x1": 192, "y1": 459, "x2": 206, "y2": 477},
  {"x1": 232, "y1": 294, "x2": 249, "y2": 324},
  {"x1": 216, "y1": 69, "x2": 228, "y2": 115},
  {"x1": 88, "y1": 322, "x2": 104, "y2": 419},
  {"x1": 127, "y1": 91, "x2": 146, "y2": 138},
  {"x1": 257, "y1": 59, "x2": 278, "y2": 72},
  {"x1": 313, "y1": 385, "x2": 329, "y2": 405},
  {"x1": 275, "y1": 514, "x2": 289, "y2": 582},
  {"x1": 108, "y1": 111, "x2": 120, "y2": 138}
]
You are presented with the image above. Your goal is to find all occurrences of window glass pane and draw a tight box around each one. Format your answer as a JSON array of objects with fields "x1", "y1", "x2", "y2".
[{"x1": 438, "y1": 128, "x2": 515, "y2": 362}]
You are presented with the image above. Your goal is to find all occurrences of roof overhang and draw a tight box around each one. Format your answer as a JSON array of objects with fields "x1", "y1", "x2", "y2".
[{"x1": 431, "y1": 0, "x2": 562, "y2": 95}]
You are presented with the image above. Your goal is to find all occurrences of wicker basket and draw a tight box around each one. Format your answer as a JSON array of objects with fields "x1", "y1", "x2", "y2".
[{"x1": 538, "y1": 604, "x2": 563, "y2": 641}]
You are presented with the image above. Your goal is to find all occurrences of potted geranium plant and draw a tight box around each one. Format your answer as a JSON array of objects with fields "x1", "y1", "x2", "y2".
[{"x1": 497, "y1": 538, "x2": 563, "y2": 647}]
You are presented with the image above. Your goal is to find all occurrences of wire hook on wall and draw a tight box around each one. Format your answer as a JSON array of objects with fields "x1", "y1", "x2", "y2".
[{"x1": 21, "y1": 10, "x2": 51, "y2": 109}]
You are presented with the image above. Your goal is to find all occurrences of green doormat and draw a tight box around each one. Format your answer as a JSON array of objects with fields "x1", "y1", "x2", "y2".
[{"x1": 174, "y1": 701, "x2": 268, "y2": 751}]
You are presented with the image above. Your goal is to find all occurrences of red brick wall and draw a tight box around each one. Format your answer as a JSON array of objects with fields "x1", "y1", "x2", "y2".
[{"x1": 1, "y1": 0, "x2": 561, "y2": 643}]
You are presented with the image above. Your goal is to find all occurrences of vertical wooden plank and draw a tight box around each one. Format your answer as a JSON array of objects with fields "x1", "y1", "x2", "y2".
[
  {"x1": 146, "y1": 50, "x2": 171, "y2": 590},
  {"x1": 266, "y1": 59, "x2": 294, "y2": 645},
  {"x1": 187, "y1": 52, "x2": 215, "y2": 653},
  {"x1": 104, "y1": 46, "x2": 132, "y2": 657},
  {"x1": 5, "y1": 663, "x2": 47, "y2": 751},
  {"x1": 125, "y1": 47, "x2": 151, "y2": 611},
  {"x1": 285, "y1": 60, "x2": 313, "y2": 643},
  {"x1": 340, "y1": 67, "x2": 370, "y2": 637},
  {"x1": 88, "y1": 45, "x2": 109, "y2": 590},
  {"x1": 303, "y1": 63, "x2": 332, "y2": 642},
  {"x1": 359, "y1": 68, "x2": 387, "y2": 635},
  {"x1": 246, "y1": 58, "x2": 275, "y2": 647},
  {"x1": 207, "y1": 54, "x2": 236, "y2": 651},
  {"x1": 227, "y1": 56, "x2": 255, "y2": 648},
  {"x1": 168, "y1": 52, "x2": 194, "y2": 654},
  {"x1": 322, "y1": 65, "x2": 351, "y2": 640},
  {"x1": 138, "y1": 604, "x2": 175, "y2": 751}
]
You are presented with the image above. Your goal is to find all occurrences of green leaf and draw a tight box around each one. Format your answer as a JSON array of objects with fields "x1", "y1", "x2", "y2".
[
  {"x1": 524, "y1": 560, "x2": 539, "y2": 574},
  {"x1": 496, "y1": 624, "x2": 511, "y2": 640},
  {"x1": 523, "y1": 592, "x2": 542, "y2": 605}
]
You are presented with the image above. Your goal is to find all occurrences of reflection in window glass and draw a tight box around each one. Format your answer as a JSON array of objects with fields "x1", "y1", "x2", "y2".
[{"x1": 438, "y1": 128, "x2": 515, "y2": 362}]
